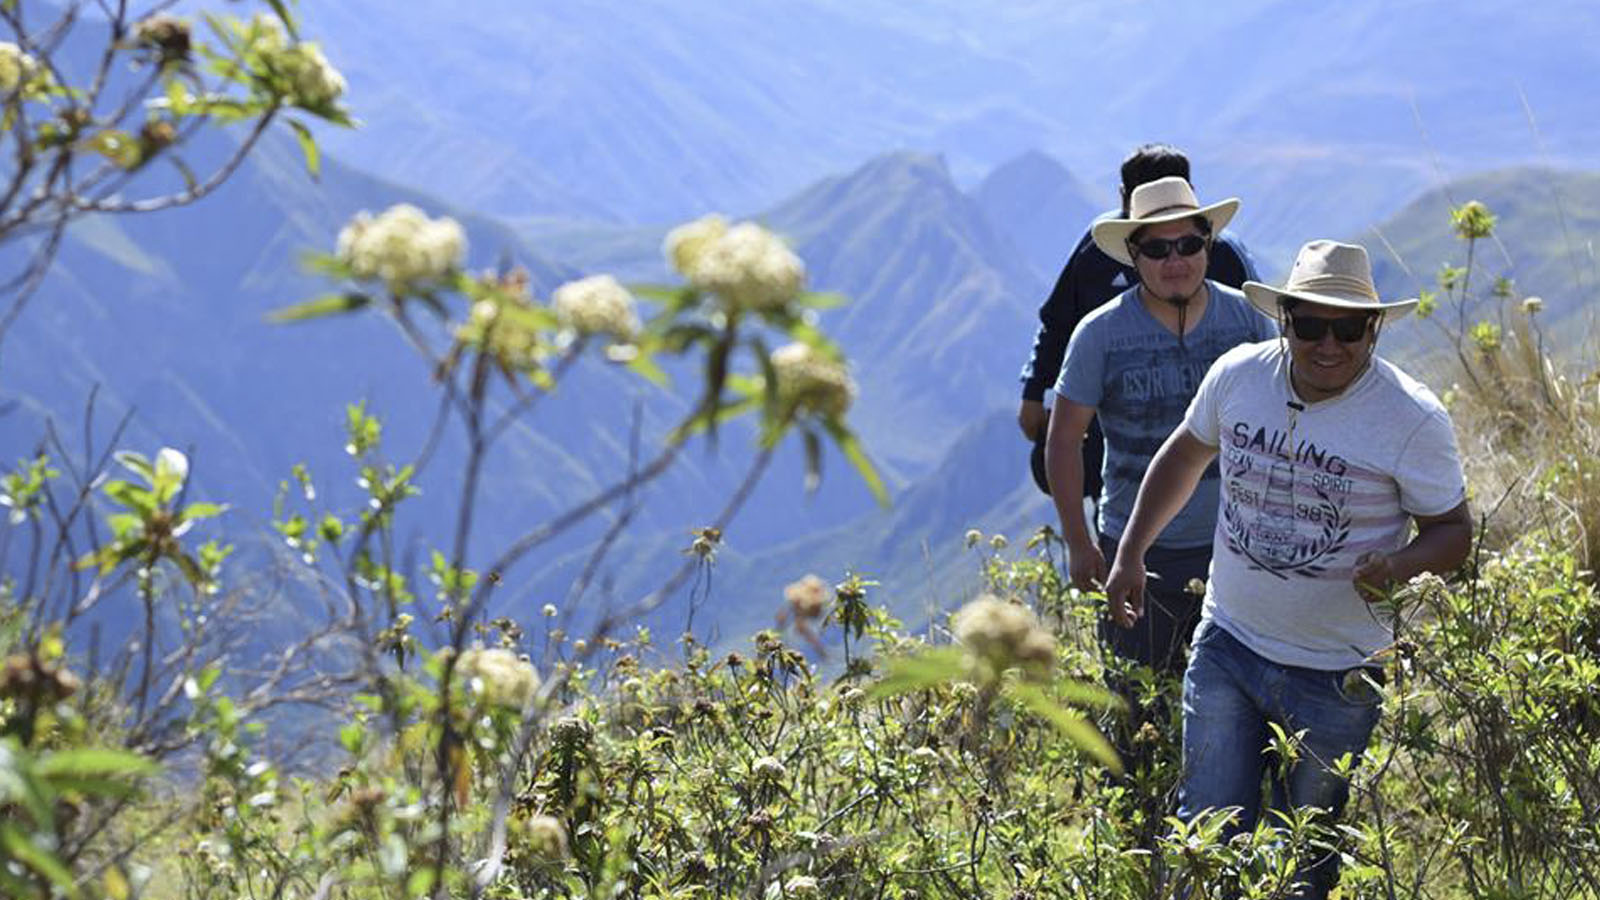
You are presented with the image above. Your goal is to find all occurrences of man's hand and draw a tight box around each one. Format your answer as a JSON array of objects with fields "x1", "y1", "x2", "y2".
[
  {"x1": 1102, "y1": 555, "x2": 1146, "y2": 628},
  {"x1": 1018, "y1": 400, "x2": 1049, "y2": 441},
  {"x1": 1353, "y1": 551, "x2": 1398, "y2": 602},
  {"x1": 1067, "y1": 539, "x2": 1107, "y2": 593}
]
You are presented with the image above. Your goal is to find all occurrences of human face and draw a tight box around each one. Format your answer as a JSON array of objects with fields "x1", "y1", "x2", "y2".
[
  {"x1": 1130, "y1": 218, "x2": 1209, "y2": 304},
  {"x1": 1283, "y1": 300, "x2": 1378, "y2": 401}
]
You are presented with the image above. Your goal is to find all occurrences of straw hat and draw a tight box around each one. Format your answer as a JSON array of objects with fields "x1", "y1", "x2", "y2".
[
  {"x1": 1090, "y1": 176, "x2": 1240, "y2": 266},
  {"x1": 1243, "y1": 240, "x2": 1417, "y2": 320}
]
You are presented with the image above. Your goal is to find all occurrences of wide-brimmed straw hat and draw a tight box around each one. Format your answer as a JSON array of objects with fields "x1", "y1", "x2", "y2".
[
  {"x1": 1242, "y1": 240, "x2": 1418, "y2": 320},
  {"x1": 1090, "y1": 176, "x2": 1240, "y2": 266}
]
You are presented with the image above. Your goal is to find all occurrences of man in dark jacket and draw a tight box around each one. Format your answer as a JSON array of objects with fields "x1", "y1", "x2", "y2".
[{"x1": 1018, "y1": 144, "x2": 1259, "y2": 498}]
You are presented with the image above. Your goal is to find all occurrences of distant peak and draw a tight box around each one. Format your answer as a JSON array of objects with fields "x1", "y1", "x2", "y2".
[{"x1": 979, "y1": 149, "x2": 1074, "y2": 195}]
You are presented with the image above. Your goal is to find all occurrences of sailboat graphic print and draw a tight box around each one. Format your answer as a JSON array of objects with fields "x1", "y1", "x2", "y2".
[{"x1": 1220, "y1": 419, "x2": 1354, "y2": 579}]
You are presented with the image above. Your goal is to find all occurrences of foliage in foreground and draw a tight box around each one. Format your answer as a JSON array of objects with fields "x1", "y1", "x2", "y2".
[{"x1": 4, "y1": 519, "x2": 1600, "y2": 899}]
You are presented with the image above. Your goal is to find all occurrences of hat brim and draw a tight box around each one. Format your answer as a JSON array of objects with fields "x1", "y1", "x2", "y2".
[
  {"x1": 1090, "y1": 198, "x2": 1240, "y2": 266},
  {"x1": 1242, "y1": 282, "x2": 1419, "y2": 321}
]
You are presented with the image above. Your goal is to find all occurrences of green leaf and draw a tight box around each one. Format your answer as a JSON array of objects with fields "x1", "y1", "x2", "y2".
[
  {"x1": 824, "y1": 421, "x2": 889, "y2": 507},
  {"x1": 37, "y1": 748, "x2": 160, "y2": 782},
  {"x1": 265, "y1": 0, "x2": 300, "y2": 39},
  {"x1": 1006, "y1": 682, "x2": 1122, "y2": 775},
  {"x1": 868, "y1": 647, "x2": 967, "y2": 699},
  {"x1": 113, "y1": 452, "x2": 153, "y2": 481},
  {"x1": 802, "y1": 427, "x2": 823, "y2": 492},
  {"x1": 629, "y1": 283, "x2": 685, "y2": 303},
  {"x1": 0, "y1": 823, "x2": 75, "y2": 894},
  {"x1": 180, "y1": 501, "x2": 229, "y2": 521},
  {"x1": 287, "y1": 118, "x2": 320, "y2": 179},
  {"x1": 1048, "y1": 679, "x2": 1126, "y2": 712},
  {"x1": 269, "y1": 292, "x2": 372, "y2": 323},
  {"x1": 626, "y1": 352, "x2": 670, "y2": 387},
  {"x1": 796, "y1": 290, "x2": 848, "y2": 309}
]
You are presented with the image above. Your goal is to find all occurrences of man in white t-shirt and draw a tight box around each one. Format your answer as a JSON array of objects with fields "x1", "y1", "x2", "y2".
[{"x1": 1102, "y1": 240, "x2": 1472, "y2": 899}]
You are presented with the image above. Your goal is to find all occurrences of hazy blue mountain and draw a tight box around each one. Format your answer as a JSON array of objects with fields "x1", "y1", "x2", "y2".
[
  {"x1": 976, "y1": 151, "x2": 1104, "y2": 282},
  {"x1": 762, "y1": 151, "x2": 1043, "y2": 475},
  {"x1": 297, "y1": 0, "x2": 1600, "y2": 260}
]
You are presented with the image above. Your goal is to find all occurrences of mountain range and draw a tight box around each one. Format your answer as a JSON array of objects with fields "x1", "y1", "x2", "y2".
[{"x1": 3, "y1": 0, "x2": 1599, "y2": 651}]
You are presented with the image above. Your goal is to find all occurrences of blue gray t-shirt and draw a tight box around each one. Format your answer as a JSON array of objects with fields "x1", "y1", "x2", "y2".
[{"x1": 1054, "y1": 282, "x2": 1275, "y2": 548}]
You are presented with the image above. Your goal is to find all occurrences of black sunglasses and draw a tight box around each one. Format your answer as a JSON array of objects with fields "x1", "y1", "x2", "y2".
[
  {"x1": 1286, "y1": 313, "x2": 1375, "y2": 343},
  {"x1": 1129, "y1": 234, "x2": 1208, "y2": 260}
]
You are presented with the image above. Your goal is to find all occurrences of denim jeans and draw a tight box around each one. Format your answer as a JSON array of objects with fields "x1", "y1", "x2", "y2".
[{"x1": 1177, "y1": 622, "x2": 1383, "y2": 899}]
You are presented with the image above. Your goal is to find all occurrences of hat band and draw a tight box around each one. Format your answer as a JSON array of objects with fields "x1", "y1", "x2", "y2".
[
  {"x1": 1284, "y1": 272, "x2": 1379, "y2": 301},
  {"x1": 1134, "y1": 202, "x2": 1201, "y2": 220}
]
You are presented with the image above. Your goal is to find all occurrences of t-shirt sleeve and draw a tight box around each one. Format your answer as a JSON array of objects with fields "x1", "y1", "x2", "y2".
[
  {"x1": 1395, "y1": 408, "x2": 1468, "y2": 516},
  {"x1": 1182, "y1": 350, "x2": 1231, "y2": 447},
  {"x1": 1053, "y1": 315, "x2": 1106, "y2": 408}
]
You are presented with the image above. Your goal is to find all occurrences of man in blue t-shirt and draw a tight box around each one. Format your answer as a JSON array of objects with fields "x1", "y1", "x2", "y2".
[
  {"x1": 1045, "y1": 176, "x2": 1275, "y2": 675},
  {"x1": 1018, "y1": 144, "x2": 1258, "y2": 496}
]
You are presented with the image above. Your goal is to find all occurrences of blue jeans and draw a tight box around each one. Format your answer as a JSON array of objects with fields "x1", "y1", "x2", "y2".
[{"x1": 1177, "y1": 622, "x2": 1383, "y2": 899}]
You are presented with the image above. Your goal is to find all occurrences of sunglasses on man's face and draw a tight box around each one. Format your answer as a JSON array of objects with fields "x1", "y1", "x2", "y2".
[
  {"x1": 1129, "y1": 234, "x2": 1208, "y2": 260},
  {"x1": 1286, "y1": 313, "x2": 1375, "y2": 343}
]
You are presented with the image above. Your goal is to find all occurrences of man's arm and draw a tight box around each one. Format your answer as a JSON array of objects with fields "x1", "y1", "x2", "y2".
[
  {"x1": 1354, "y1": 500, "x2": 1473, "y2": 598},
  {"x1": 1045, "y1": 397, "x2": 1105, "y2": 590},
  {"x1": 1102, "y1": 428, "x2": 1218, "y2": 626},
  {"x1": 1018, "y1": 230, "x2": 1100, "y2": 438}
]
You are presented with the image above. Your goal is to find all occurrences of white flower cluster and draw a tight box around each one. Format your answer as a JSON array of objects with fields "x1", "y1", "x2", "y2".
[
  {"x1": 241, "y1": 15, "x2": 345, "y2": 109},
  {"x1": 457, "y1": 647, "x2": 539, "y2": 710},
  {"x1": 1521, "y1": 296, "x2": 1544, "y2": 315},
  {"x1": 664, "y1": 215, "x2": 805, "y2": 314},
  {"x1": 783, "y1": 574, "x2": 828, "y2": 621},
  {"x1": 522, "y1": 814, "x2": 568, "y2": 860},
  {"x1": 552, "y1": 274, "x2": 640, "y2": 341},
  {"x1": 951, "y1": 595, "x2": 1056, "y2": 676},
  {"x1": 155, "y1": 447, "x2": 190, "y2": 488},
  {"x1": 277, "y1": 42, "x2": 345, "y2": 109},
  {"x1": 770, "y1": 342, "x2": 855, "y2": 420},
  {"x1": 336, "y1": 204, "x2": 465, "y2": 293},
  {"x1": 0, "y1": 41, "x2": 41, "y2": 93},
  {"x1": 751, "y1": 755, "x2": 787, "y2": 781}
]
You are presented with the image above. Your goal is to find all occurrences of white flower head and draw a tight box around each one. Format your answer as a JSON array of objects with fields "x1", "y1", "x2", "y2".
[
  {"x1": 783, "y1": 574, "x2": 828, "y2": 621},
  {"x1": 522, "y1": 814, "x2": 568, "y2": 860},
  {"x1": 663, "y1": 214, "x2": 728, "y2": 277},
  {"x1": 770, "y1": 342, "x2": 855, "y2": 420},
  {"x1": 951, "y1": 595, "x2": 1055, "y2": 675},
  {"x1": 551, "y1": 274, "x2": 640, "y2": 340},
  {"x1": 336, "y1": 204, "x2": 465, "y2": 293},
  {"x1": 457, "y1": 647, "x2": 540, "y2": 710},
  {"x1": 277, "y1": 41, "x2": 345, "y2": 108},
  {"x1": 688, "y1": 222, "x2": 806, "y2": 313},
  {"x1": 0, "y1": 41, "x2": 41, "y2": 93},
  {"x1": 155, "y1": 447, "x2": 190, "y2": 486},
  {"x1": 1521, "y1": 296, "x2": 1544, "y2": 315},
  {"x1": 752, "y1": 755, "x2": 787, "y2": 781}
]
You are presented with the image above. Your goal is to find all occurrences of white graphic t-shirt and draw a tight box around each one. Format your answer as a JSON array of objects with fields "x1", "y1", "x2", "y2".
[{"x1": 1183, "y1": 341, "x2": 1466, "y2": 670}]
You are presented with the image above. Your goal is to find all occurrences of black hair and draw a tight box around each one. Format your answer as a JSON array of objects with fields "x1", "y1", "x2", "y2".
[{"x1": 1119, "y1": 143, "x2": 1190, "y2": 216}]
